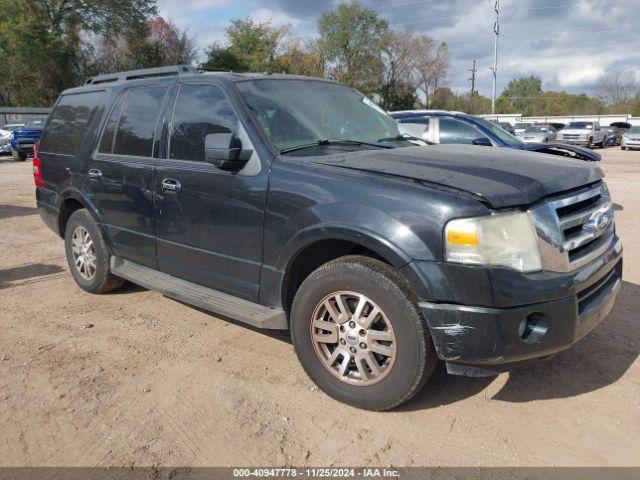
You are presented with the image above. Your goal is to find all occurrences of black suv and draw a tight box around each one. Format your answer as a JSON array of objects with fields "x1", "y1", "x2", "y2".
[{"x1": 35, "y1": 66, "x2": 622, "y2": 410}]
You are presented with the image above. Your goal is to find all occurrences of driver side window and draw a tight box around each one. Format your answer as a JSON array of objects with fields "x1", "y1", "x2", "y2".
[{"x1": 439, "y1": 118, "x2": 487, "y2": 145}]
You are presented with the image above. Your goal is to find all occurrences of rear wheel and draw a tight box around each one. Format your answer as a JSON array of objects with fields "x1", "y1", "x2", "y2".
[
  {"x1": 64, "y1": 209, "x2": 124, "y2": 294},
  {"x1": 290, "y1": 256, "x2": 438, "y2": 410}
]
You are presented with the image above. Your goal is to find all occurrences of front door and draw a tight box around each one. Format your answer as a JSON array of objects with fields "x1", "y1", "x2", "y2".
[
  {"x1": 154, "y1": 83, "x2": 268, "y2": 301},
  {"x1": 85, "y1": 83, "x2": 172, "y2": 268}
]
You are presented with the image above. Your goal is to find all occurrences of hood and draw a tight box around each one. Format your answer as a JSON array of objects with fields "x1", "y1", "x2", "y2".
[
  {"x1": 314, "y1": 144, "x2": 603, "y2": 209},
  {"x1": 517, "y1": 142, "x2": 601, "y2": 162},
  {"x1": 13, "y1": 127, "x2": 43, "y2": 139}
]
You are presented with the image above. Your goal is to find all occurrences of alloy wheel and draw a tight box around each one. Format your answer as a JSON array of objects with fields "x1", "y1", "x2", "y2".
[
  {"x1": 310, "y1": 291, "x2": 397, "y2": 386},
  {"x1": 71, "y1": 226, "x2": 96, "y2": 280}
]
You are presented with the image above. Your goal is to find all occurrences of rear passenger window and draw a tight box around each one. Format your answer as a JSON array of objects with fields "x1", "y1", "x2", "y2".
[
  {"x1": 100, "y1": 86, "x2": 168, "y2": 157},
  {"x1": 41, "y1": 91, "x2": 105, "y2": 155},
  {"x1": 99, "y1": 93, "x2": 127, "y2": 154},
  {"x1": 170, "y1": 84, "x2": 239, "y2": 162}
]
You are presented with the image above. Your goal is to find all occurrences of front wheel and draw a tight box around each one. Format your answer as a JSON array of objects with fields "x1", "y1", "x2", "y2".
[
  {"x1": 290, "y1": 256, "x2": 438, "y2": 410},
  {"x1": 12, "y1": 151, "x2": 26, "y2": 161}
]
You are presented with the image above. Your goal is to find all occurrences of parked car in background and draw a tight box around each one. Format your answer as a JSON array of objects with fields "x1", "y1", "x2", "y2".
[
  {"x1": 391, "y1": 110, "x2": 601, "y2": 162},
  {"x1": 35, "y1": 66, "x2": 621, "y2": 410},
  {"x1": 621, "y1": 126, "x2": 640, "y2": 150},
  {"x1": 601, "y1": 126, "x2": 622, "y2": 147},
  {"x1": 11, "y1": 117, "x2": 48, "y2": 161},
  {"x1": 499, "y1": 122, "x2": 515, "y2": 134},
  {"x1": 0, "y1": 123, "x2": 25, "y2": 154},
  {"x1": 558, "y1": 121, "x2": 606, "y2": 148},
  {"x1": 521, "y1": 124, "x2": 558, "y2": 144},
  {"x1": 610, "y1": 122, "x2": 631, "y2": 136},
  {"x1": 514, "y1": 122, "x2": 533, "y2": 136}
]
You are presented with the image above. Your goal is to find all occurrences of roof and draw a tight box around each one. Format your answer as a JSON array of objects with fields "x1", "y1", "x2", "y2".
[{"x1": 62, "y1": 65, "x2": 332, "y2": 95}]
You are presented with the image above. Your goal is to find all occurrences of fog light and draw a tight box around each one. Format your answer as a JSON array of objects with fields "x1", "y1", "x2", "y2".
[{"x1": 519, "y1": 313, "x2": 549, "y2": 344}]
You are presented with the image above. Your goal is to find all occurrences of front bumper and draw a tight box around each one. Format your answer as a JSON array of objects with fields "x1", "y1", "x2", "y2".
[
  {"x1": 417, "y1": 238, "x2": 622, "y2": 373},
  {"x1": 11, "y1": 141, "x2": 35, "y2": 155},
  {"x1": 560, "y1": 139, "x2": 590, "y2": 146}
]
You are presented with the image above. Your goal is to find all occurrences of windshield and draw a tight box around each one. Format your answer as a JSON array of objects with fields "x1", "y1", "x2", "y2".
[
  {"x1": 236, "y1": 79, "x2": 402, "y2": 154},
  {"x1": 473, "y1": 117, "x2": 523, "y2": 146},
  {"x1": 525, "y1": 126, "x2": 549, "y2": 133},
  {"x1": 629, "y1": 126, "x2": 640, "y2": 134},
  {"x1": 514, "y1": 123, "x2": 529, "y2": 129},
  {"x1": 26, "y1": 118, "x2": 46, "y2": 127},
  {"x1": 567, "y1": 122, "x2": 593, "y2": 129}
]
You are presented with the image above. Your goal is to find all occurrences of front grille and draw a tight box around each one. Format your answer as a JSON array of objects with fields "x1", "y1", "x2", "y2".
[
  {"x1": 529, "y1": 183, "x2": 615, "y2": 272},
  {"x1": 562, "y1": 134, "x2": 582, "y2": 140}
]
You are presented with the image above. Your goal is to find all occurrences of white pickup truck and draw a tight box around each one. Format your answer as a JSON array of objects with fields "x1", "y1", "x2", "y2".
[{"x1": 558, "y1": 121, "x2": 607, "y2": 148}]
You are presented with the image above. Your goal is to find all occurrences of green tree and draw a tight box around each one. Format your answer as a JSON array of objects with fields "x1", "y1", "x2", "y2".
[
  {"x1": 317, "y1": 1, "x2": 389, "y2": 95},
  {"x1": 202, "y1": 18, "x2": 289, "y2": 72},
  {"x1": 497, "y1": 75, "x2": 543, "y2": 115},
  {"x1": 0, "y1": 0, "x2": 157, "y2": 106}
]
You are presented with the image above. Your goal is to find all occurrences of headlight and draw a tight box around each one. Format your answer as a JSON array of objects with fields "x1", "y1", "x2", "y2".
[{"x1": 445, "y1": 212, "x2": 541, "y2": 272}]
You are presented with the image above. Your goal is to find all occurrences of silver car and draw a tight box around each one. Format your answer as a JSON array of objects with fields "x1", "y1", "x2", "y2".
[
  {"x1": 514, "y1": 122, "x2": 533, "y2": 136},
  {"x1": 621, "y1": 126, "x2": 640, "y2": 150},
  {"x1": 521, "y1": 125, "x2": 558, "y2": 144}
]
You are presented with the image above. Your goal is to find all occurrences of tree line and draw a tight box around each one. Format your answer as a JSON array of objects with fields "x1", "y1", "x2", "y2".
[{"x1": 1, "y1": 0, "x2": 638, "y2": 116}]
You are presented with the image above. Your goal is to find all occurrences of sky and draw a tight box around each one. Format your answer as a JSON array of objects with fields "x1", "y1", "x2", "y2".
[{"x1": 158, "y1": 0, "x2": 640, "y2": 98}]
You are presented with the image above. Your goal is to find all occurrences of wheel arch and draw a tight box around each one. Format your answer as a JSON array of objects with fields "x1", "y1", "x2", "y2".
[
  {"x1": 57, "y1": 189, "x2": 104, "y2": 239},
  {"x1": 278, "y1": 226, "x2": 414, "y2": 311}
]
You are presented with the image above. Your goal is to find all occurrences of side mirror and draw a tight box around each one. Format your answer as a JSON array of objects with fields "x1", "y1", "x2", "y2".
[
  {"x1": 205, "y1": 132, "x2": 252, "y2": 170},
  {"x1": 472, "y1": 137, "x2": 492, "y2": 147}
]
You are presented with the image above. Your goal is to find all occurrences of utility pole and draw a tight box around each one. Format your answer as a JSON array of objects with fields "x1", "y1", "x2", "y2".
[
  {"x1": 490, "y1": 0, "x2": 500, "y2": 115},
  {"x1": 469, "y1": 60, "x2": 477, "y2": 113}
]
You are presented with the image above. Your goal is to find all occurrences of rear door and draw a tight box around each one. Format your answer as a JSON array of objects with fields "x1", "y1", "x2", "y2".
[
  {"x1": 85, "y1": 82, "x2": 173, "y2": 268},
  {"x1": 154, "y1": 82, "x2": 268, "y2": 301}
]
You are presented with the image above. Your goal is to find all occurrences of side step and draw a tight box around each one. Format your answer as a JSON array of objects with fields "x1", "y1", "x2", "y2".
[{"x1": 110, "y1": 257, "x2": 288, "y2": 330}]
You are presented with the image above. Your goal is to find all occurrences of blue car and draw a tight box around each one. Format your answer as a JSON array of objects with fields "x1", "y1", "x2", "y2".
[
  {"x1": 390, "y1": 110, "x2": 601, "y2": 162},
  {"x1": 11, "y1": 116, "x2": 48, "y2": 161}
]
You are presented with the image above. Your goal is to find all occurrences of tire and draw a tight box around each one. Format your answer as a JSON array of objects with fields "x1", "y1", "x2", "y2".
[
  {"x1": 12, "y1": 151, "x2": 26, "y2": 161},
  {"x1": 290, "y1": 255, "x2": 438, "y2": 411},
  {"x1": 64, "y1": 209, "x2": 124, "y2": 294},
  {"x1": 587, "y1": 137, "x2": 593, "y2": 149}
]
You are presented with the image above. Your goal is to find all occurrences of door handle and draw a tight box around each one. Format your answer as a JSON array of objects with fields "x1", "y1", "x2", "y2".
[
  {"x1": 161, "y1": 178, "x2": 182, "y2": 194},
  {"x1": 88, "y1": 169, "x2": 102, "y2": 180}
]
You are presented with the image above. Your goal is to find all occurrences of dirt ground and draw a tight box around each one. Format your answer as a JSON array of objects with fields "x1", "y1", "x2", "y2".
[{"x1": 0, "y1": 148, "x2": 638, "y2": 468}]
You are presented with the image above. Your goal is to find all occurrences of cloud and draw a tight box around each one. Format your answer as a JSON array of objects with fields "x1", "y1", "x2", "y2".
[{"x1": 159, "y1": 0, "x2": 640, "y2": 95}]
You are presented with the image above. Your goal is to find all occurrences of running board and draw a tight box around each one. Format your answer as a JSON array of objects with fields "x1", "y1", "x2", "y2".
[{"x1": 110, "y1": 257, "x2": 288, "y2": 330}]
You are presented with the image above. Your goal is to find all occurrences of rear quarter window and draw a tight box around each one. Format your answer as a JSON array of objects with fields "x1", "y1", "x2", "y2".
[{"x1": 40, "y1": 91, "x2": 106, "y2": 155}]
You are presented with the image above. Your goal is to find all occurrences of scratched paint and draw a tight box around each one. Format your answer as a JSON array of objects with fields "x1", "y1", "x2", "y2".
[{"x1": 432, "y1": 324, "x2": 476, "y2": 337}]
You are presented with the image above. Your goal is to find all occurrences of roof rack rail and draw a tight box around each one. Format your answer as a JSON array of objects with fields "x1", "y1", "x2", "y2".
[{"x1": 85, "y1": 65, "x2": 199, "y2": 85}]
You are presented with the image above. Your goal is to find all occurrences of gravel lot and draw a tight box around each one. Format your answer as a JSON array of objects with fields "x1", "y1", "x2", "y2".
[{"x1": 0, "y1": 148, "x2": 638, "y2": 468}]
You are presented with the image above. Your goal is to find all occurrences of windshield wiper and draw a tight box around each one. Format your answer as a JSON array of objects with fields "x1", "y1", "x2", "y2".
[
  {"x1": 279, "y1": 138, "x2": 393, "y2": 155},
  {"x1": 377, "y1": 134, "x2": 434, "y2": 145}
]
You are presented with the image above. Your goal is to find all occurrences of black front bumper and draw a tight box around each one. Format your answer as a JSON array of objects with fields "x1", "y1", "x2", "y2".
[{"x1": 418, "y1": 238, "x2": 623, "y2": 374}]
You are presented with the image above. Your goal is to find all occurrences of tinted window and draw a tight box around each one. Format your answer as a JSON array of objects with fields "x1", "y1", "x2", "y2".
[
  {"x1": 41, "y1": 93, "x2": 103, "y2": 155},
  {"x1": 439, "y1": 118, "x2": 486, "y2": 144},
  {"x1": 99, "y1": 93, "x2": 127, "y2": 154},
  {"x1": 110, "y1": 86, "x2": 167, "y2": 157},
  {"x1": 170, "y1": 85, "x2": 239, "y2": 162}
]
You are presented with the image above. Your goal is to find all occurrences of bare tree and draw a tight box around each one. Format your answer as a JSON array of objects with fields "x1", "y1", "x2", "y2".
[
  {"x1": 379, "y1": 31, "x2": 421, "y2": 109},
  {"x1": 415, "y1": 38, "x2": 450, "y2": 107},
  {"x1": 596, "y1": 71, "x2": 637, "y2": 109}
]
